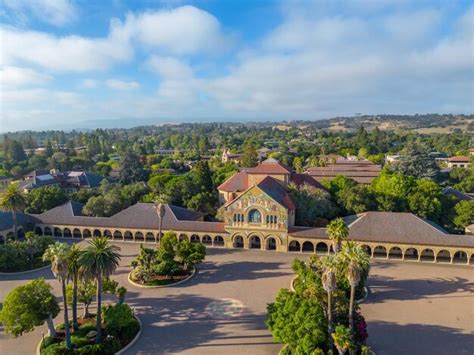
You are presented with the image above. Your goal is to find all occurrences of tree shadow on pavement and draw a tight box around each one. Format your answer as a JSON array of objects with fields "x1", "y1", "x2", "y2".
[
  {"x1": 125, "y1": 293, "x2": 276, "y2": 354},
  {"x1": 366, "y1": 275, "x2": 474, "y2": 303},
  {"x1": 367, "y1": 321, "x2": 474, "y2": 355}
]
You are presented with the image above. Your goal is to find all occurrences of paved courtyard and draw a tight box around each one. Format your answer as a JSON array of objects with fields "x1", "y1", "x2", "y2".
[{"x1": 1, "y1": 241, "x2": 473, "y2": 354}]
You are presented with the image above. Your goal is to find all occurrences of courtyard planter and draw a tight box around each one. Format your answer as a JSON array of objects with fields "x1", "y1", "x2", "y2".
[
  {"x1": 36, "y1": 308, "x2": 141, "y2": 355},
  {"x1": 127, "y1": 266, "x2": 196, "y2": 288}
]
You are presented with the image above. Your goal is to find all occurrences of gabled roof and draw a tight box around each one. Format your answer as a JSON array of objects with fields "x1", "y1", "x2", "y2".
[
  {"x1": 224, "y1": 176, "x2": 296, "y2": 210},
  {"x1": 247, "y1": 158, "x2": 293, "y2": 174},
  {"x1": 290, "y1": 173, "x2": 326, "y2": 190},
  {"x1": 34, "y1": 202, "x2": 224, "y2": 233},
  {"x1": 0, "y1": 210, "x2": 39, "y2": 231},
  {"x1": 217, "y1": 171, "x2": 249, "y2": 192},
  {"x1": 448, "y1": 156, "x2": 470, "y2": 162}
]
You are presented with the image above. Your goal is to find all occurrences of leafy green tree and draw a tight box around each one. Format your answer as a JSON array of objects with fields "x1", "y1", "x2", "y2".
[
  {"x1": 293, "y1": 156, "x2": 304, "y2": 173},
  {"x1": 176, "y1": 240, "x2": 206, "y2": 270},
  {"x1": 0, "y1": 278, "x2": 59, "y2": 337},
  {"x1": 453, "y1": 200, "x2": 474, "y2": 229},
  {"x1": 289, "y1": 183, "x2": 338, "y2": 226},
  {"x1": 66, "y1": 280, "x2": 95, "y2": 318},
  {"x1": 8, "y1": 140, "x2": 27, "y2": 162},
  {"x1": 186, "y1": 191, "x2": 216, "y2": 216},
  {"x1": 241, "y1": 142, "x2": 258, "y2": 167},
  {"x1": 79, "y1": 237, "x2": 121, "y2": 344},
  {"x1": 43, "y1": 242, "x2": 72, "y2": 350},
  {"x1": 322, "y1": 176, "x2": 357, "y2": 196},
  {"x1": 192, "y1": 161, "x2": 213, "y2": 191},
  {"x1": 371, "y1": 172, "x2": 414, "y2": 211},
  {"x1": 266, "y1": 288, "x2": 327, "y2": 354},
  {"x1": 391, "y1": 145, "x2": 439, "y2": 180},
  {"x1": 120, "y1": 150, "x2": 145, "y2": 184},
  {"x1": 336, "y1": 185, "x2": 376, "y2": 215},
  {"x1": 407, "y1": 180, "x2": 442, "y2": 221},
  {"x1": 25, "y1": 186, "x2": 68, "y2": 214},
  {"x1": 0, "y1": 182, "x2": 26, "y2": 239}
]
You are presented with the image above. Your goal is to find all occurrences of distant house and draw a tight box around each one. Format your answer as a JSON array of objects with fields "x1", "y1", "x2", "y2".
[
  {"x1": 469, "y1": 148, "x2": 474, "y2": 156},
  {"x1": 222, "y1": 149, "x2": 242, "y2": 164},
  {"x1": 18, "y1": 171, "x2": 103, "y2": 193},
  {"x1": 466, "y1": 224, "x2": 474, "y2": 235},
  {"x1": 447, "y1": 156, "x2": 471, "y2": 168},
  {"x1": 305, "y1": 159, "x2": 382, "y2": 184}
]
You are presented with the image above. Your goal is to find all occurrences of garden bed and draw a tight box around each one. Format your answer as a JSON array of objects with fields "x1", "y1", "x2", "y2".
[
  {"x1": 128, "y1": 266, "x2": 196, "y2": 288},
  {"x1": 38, "y1": 305, "x2": 141, "y2": 355}
]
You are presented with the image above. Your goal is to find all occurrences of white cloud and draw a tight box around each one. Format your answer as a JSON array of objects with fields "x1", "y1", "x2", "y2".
[
  {"x1": 1, "y1": 0, "x2": 77, "y2": 27},
  {"x1": 80, "y1": 79, "x2": 98, "y2": 88},
  {"x1": 0, "y1": 66, "x2": 53, "y2": 87},
  {"x1": 124, "y1": 6, "x2": 230, "y2": 54},
  {"x1": 105, "y1": 79, "x2": 140, "y2": 90},
  {"x1": 146, "y1": 55, "x2": 193, "y2": 79}
]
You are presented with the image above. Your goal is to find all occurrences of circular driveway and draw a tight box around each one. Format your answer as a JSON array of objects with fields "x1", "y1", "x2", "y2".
[{"x1": 1, "y1": 241, "x2": 473, "y2": 354}]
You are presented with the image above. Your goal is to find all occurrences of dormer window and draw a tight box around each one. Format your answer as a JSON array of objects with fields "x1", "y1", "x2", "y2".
[{"x1": 248, "y1": 209, "x2": 262, "y2": 223}]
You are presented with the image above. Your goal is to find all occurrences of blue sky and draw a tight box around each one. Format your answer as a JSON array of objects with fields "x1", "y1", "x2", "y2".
[{"x1": 0, "y1": 0, "x2": 473, "y2": 132}]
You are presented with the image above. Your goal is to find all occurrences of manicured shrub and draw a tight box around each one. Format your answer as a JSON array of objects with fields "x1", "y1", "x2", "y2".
[{"x1": 103, "y1": 304, "x2": 139, "y2": 346}]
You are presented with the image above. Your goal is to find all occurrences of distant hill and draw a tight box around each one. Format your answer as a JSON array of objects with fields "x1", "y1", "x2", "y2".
[{"x1": 309, "y1": 114, "x2": 474, "y2": 133}]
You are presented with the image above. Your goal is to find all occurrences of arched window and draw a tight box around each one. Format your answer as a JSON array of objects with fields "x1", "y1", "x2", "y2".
[
  {"x1": 248, "y1": 209, "x2": 262, "y2": 223},
  {"x1": 274, "y1": 216, "x2": 277, "y2": 224}
]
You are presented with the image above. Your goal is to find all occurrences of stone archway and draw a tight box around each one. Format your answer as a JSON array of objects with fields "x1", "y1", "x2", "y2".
[
  {"x1": 54, "y1": 227, "x2": 62, "y2": 237},
  {"x1": 44, "y1": 227, "x2": 52, "y2": 236},
  {"x1": 83, "y1": 229, "x2": 91, "y2": 238},
  {"x1": 316, "y1": 242, "x2": 329, "y2": 255},
  {"x1": 190, "y1": 234, "x2": 200, "y2": 243},
  {"x1": 202, "y1": 235, "x2": 212, "y2": 245},
  {"x1": 420, "y1": 249, "x2": 435, "y2": 262},
  {"x1": 214, "y1": 236, "x2": 224, "y2": 246},
  {"x1": 404, "y1": 248, "x2": 419, "y2": 260},
  {"x1": 233, "y1": 235, "x2": 244, "y2": 248},
  {"x1": 35, "y1": 226, "x2": 43, "y2": 235},
  {"x1": 302, "y1": 241, "x2": 314, "y2": 253},
  {"x1": 103, "y1": 230, "x2": 112, "y2": 238},
  {"x1": 93, "y1": 229, "x2": 102, "y2": 237},
  {"x1": 436, "y1": 250, "x2": 451, "y2": 263},
  {"x1": 113, "y1": 230, "x2": 123, "y2": 240},
  {"x1": 249, "y1": 235, "x2": 262, "y2": 249},
  {"x1": 63, "y1": 228, "x2": 72, "y2": 238},
  {"x1": 73, "y1": 228, "x2": 82, "y2": 238},
  {"x1": 145, "y1": 232, "x2": 155, "y2": 242},
  {"x1": 266, "y1": 237, "x2": 277, "y2": 250},
  {"x1": 388, "y1": 246, "x2": 403, "y2": 259},
  {"x1": 124, "y1": 231, "x2": 133, "y2": 241},
  {"x1": 179, "y1": 234, "x2": 188, "y2": 242},
  {"x1": 373, "y1": 246, "x2": 387, "y2": 258},
  {"x1": 452, "y1": 251, "x2": 468, "y2": 264},
  {"x1": 135, "y1": 231, "x2": 144, "y2": 241},
  {"x1": 361, "y1": 245, "x2": 372, "y2": 257},
  {"x1": 17, "y1": 228, "x2": 25, "y2": 239},
  {"x1": 289, "y1": 240, "x2": 301, "y2": 252}
]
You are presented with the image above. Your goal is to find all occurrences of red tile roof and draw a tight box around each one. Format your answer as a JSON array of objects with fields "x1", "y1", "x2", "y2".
[
  {"x1": 247, "y1": 158, "x2": 293, "y2": 174},
  {"x1": 448, "y1": 156, "x2": 470, "y2": 162},
  {"x1": 217, "y1": 171, "x2": 249, "y2": 192}
]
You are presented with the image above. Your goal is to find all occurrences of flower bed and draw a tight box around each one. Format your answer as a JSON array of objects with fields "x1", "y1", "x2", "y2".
[
  {"x1": 39, "y1": 304, "x2": 140, "y2": 355},
  {"x1": 128, "y1": 266, "x2": 195, "y2": 287}
]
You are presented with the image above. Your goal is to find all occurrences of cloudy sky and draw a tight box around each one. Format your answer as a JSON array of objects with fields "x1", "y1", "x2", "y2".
[{"x1": 0, "y1": 0, "x2": 473, "y2": 132}]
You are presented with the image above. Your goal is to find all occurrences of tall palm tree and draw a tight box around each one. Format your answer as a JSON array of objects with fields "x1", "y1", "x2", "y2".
[
  {"x1": 156, "y1": 201, "x2": 166, "y2": 243},
  {"x1": 340, "y1": 242, "x2": 370, "y2": 336},
  {"x1": 67, "y1": 244, "x2": 83, "y2": 331},
  {"x1": 327, "y1": 218, "x2": 349, "y2": 254},
  {"x1": 332, "y1": 325, "x2": 352, "y2": 355},
  {"x1": 320, "y1": 255, "x2": 337, "y2": 350},
  {"x1": 79, "y1": 237, "x2": 121, "y2": 344},
  {"x1": 0, "y1": 183, "x2": 26, "y2": 240},
  {"x1": 43, "y1": 242, "x2": 72, "y2": 349}
]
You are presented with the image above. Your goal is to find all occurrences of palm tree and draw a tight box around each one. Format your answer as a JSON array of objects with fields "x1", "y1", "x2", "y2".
[
  {"x1": 327, "y1": 218, "x2": 349, "y2": 254},
  {"x1": 67, "y1": 244, "x2": 83, "y2": 331},
  {"x1": 43, "y1": 242, "x2": 72, "y2": 350},
  {"x1": 320, "y1": 255, "x2": 337, "y2": 350},
  {"x1": 340, "y1": 242, "x2": 369, "y2": 336},
  {"x1": 332, "y1": 325, "x2": 352, "y2": 355},
  {"x1": 0, "y1": 183, "x2": 26, "y2": 240},
  {"x1": 155, "y1": 201, "x2": 166, "y2": 243},
  {"x1": 79, "y1": 237, "x2": 121, "y2": 344}
]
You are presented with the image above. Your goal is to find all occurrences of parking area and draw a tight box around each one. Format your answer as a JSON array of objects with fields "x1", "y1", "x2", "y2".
[{"x1": 1, "y1": 241, "x2": 473, "y2": 354}]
